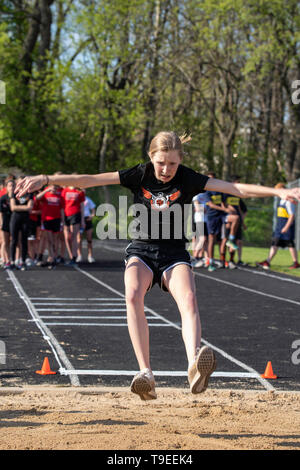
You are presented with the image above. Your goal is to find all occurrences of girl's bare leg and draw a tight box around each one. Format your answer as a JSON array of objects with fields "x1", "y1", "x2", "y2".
[
  {"x1": 124, "y1": 257, "x2": 153, "y2": 371},
  {"x1": 163, "y1": 264, "x2": 201, "y2": 367}
]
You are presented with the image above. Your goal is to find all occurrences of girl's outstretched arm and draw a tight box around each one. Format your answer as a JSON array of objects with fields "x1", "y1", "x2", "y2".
[
  {"x1": 205, "y1": 178, "x2": 300, "y2": 203},
  {"x1": 15, "y1": 172, "x2": 120, "y2": 198}
]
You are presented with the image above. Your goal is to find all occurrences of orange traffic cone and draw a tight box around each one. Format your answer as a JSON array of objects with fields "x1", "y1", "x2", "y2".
[
  {"x1": 36, "y1": 357, "x2": 56, "y2": 375},
  {"x1": 261, "y1": 361, "x2": 277, "y2": 379}
]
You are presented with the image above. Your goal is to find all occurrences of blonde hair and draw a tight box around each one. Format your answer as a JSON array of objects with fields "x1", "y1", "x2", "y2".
[
  {"x1": 274, "y1": 183, "x2": 286, "y2": 189},
  {"x1": 148, "y1": 131, "x2": 192, "y2": 159}
]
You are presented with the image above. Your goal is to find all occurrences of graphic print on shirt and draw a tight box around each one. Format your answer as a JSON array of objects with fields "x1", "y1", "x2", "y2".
[{"x1": 141, "y1": 187, "x2": 181, "y2": 210}]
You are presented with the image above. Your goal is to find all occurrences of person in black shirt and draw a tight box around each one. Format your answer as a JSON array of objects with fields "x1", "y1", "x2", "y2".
[
  {"x1": 0, "y1": 176, "x2": 15, "y2": 268},
  {"x1": 15, "y1": 131, "x2": 300, "y2": 401},
  {"x1": 10, "y1": 176, "x2": 34, "y2": 270}
]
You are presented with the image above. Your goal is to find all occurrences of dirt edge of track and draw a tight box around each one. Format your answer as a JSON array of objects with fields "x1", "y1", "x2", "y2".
[{"x1": 0, "y1": 386, "x2": 299, "y2": 450}]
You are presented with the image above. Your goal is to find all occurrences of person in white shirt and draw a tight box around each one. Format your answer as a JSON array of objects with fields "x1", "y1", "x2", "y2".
[
  {"x1": 76, "y1": 190, "x2": 96, "y2": 263},
  {"x1": 191, "y1": 192, "x2": 208, "y2": 267}
]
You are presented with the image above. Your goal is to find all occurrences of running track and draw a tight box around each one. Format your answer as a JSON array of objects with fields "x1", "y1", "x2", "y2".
[{"x1": 0, "y1": 239, "x2": 299, "y2": 392}]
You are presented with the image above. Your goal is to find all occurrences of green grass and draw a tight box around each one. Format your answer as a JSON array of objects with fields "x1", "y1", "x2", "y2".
[{"x1": 239, "y1": 246, "x2": 300, "y2": 278}]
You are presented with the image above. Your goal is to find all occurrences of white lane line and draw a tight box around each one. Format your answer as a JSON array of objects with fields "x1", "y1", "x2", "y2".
[
  {"x1": 29, "y1": 297, "x2": 125, "y2": 301},
  {"x1": 30, "y1": 316, "x2": 156, "y2": 320},
  {"x1": 74, "y1": 266, "x2": 274, "y2": 391},
  {"x1": 194, "y1": 270, "x2": 300, "y2": 306},
  {"x1": 7, "y1": 271, "x2": 80, "y2": 386},
  {"x1": 238, "y1": 266, "x2": 300, "y2": 285},
  {"x1": 60, "y1": 369, "x2": 261, "y2": 378},
  {"x1": 32, "y1": 303, "x2": 126, "y2": 306},
  {"x1": 43, "y1": 323, "x2": 172, "y2": 327},
  {"x1": 36, "y1": 308, "x2": 127, "y2": 312}
]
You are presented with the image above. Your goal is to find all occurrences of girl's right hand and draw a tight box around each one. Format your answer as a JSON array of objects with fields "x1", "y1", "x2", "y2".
[{"x1": 15, "y1": 175, "x2": 47, "y2": 198}]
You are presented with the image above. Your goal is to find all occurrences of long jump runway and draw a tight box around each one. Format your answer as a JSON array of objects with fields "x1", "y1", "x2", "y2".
[{"x1": 0, "y1": 240, "x2": 299, "y2": 392}]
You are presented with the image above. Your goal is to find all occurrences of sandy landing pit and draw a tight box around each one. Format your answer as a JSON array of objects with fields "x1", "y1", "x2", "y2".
[{"x1": 0, "y1": 387, "x2": 299, "y2": 450}]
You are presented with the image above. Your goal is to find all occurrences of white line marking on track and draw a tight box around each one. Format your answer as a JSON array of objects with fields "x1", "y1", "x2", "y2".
[
  {"x1": 29, "y1": 297, "x2": 125, "y2": 301},
  {"x1": 30, "y1": 316, "x2": 156, "y2": 320},
  {"x1": 60, "y1": 369, "x2": 261, "y2": 378},
  {"x1": 36, "y1": 308, "x2": 127, "y2": 312},
  {"x1": 74, "y1": 265, "x2": 275, "y2": 391},
  {"x1": 43, "y1": 323, "x2": 171, "y2": 327},
  {"x1": 238, "y1": 266, "x2": 300, "y2": 285},
  {"x1": 7, "y1": 271, "x2": 80, "y2": 386},
  {"x1": 194, "y1": 270, "x2": 300, "y2": 306},
  {"x1": 32, "y1": 303, "x2": 126, "y2": 306}
]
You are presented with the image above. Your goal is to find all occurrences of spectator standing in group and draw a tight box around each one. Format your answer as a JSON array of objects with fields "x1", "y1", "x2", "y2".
[
  {"x1": 27, "y1": 192, "x2": 42, "y2": 265},
  {"x1": 257, "y1": 183, "x2": 300, "y2": 270},
  {"x1": 36, "y1": 183, "x2": 64, "y2": 269},
  {"x1": 223, "y1": 175, "x2": 248, "y2": 268},
  {"x1": 0, "y1": 176, "x2": 15, "y2": 269},
  {"x1": 205, "y1": 172, "x2": 239, "y2": 271},
  {"x1": 61, "y1": 185, "x2": 85, "y2": 265},
  {"x1": 0, "y1": 179, "x2": 7, "y2": 265},
  {"x1": 76, "y1": 189, "x2": 96, "y2": 263},
  {"x1": 9, "y1": 176, "x2": 34, "y2": 270},
  {"x1": 191, "y1": 191, "x2": 208, "y2": 267}
]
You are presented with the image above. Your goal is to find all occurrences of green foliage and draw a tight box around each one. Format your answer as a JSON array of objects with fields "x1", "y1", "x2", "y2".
[{"x1": 243, "y1": 201, "x2": 274, "y2": 247}]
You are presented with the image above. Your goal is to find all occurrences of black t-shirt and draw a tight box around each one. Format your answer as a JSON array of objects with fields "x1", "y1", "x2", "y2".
[
  {"x1": 0, "y1": 194, "x2": 11, "y2": 218},
  {"x1": 119, "y1": 162, "x2": 209, "y2": 245},
  {"x1": 10, "y1": 193, "x2": 33, "y2": 219}
]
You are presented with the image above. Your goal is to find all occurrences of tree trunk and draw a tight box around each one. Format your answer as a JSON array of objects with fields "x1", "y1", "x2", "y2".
[{"x1": 98, "y1": 125, "x2": 111, "y2": 204}]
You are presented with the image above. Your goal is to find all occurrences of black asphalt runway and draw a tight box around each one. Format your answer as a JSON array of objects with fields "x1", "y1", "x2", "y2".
[{"x1": 1, "y1": 239, "x2": 300, "y2": 392}]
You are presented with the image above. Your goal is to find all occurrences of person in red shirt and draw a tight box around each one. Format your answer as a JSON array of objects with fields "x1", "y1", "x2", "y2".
[
  {"x1": 36, "y1": 184, "x2": 64, "y2": 269},
  {"x1": 61, "y1": 186, "x2": 85, "y2": 265}
]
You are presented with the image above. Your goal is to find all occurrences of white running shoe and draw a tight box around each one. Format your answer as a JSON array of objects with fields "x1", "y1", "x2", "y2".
[
  {"x1": 88, "y1": 255, "x2": 95, "y2": 263},
  {"x1": 188, "y1": 346, "x2": 216, "y2": 394},
  {"x1": 228, "y1": 261, "x2": 237, "y2": 270},
  {"x1": 76, "y1": 255, "x2": 83, "y2": 263},
  {"x1": 130, "y1": 369, "x2": 157, "y2": 401}
]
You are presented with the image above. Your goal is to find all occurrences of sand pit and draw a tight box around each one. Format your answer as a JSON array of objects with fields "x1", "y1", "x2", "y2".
[{"x1": 0, "y1": 386, "x2": 299, "y2": 451}]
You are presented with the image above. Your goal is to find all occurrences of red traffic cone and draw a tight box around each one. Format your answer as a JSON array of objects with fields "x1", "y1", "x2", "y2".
[
  {"x1": 36, "y1": 357, "x2": 56, "y2": 375},
  {"x1": 261, "y1": 361, "x2": 277, "y2": 379}
]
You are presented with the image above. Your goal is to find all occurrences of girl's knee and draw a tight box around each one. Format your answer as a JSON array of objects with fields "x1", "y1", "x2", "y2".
[{"x1": 125, "y1": 286, "x2": 145, "y2": 306}]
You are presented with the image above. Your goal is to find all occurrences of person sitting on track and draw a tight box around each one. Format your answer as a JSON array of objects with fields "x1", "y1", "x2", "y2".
[
  {"x1": 256, "y1": 182, "x2": 300, "y2": 270},
  {"x1": 15, "y1": 131, "x2": 300, "y2": 400}
]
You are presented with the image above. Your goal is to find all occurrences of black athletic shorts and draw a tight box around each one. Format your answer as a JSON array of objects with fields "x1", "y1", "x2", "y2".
[
  {"x1": 271, "y1": 237, "x2": 295, "y2": 248},
  {"x1": 28, "y1": 219, "x2": 38, "y2": 239},
  {"x1": 42, "y1": 218, "x2": 61, "y2": 233},
  {"x1": 1, "y1": 214, "x2": 11, "y2": 233},
  {"x1": 84, "y1": 217, "x2": 93, "y2": 231},
  {"x1": 125, "y1": 240, "x2": 192, "y2": 292},
  {"x1": 64, "y1": 212, "x2": 81, "y2": 226}
]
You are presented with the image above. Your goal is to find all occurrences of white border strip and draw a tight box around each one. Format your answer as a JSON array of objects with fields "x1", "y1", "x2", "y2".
[{"x1": 7, "y1": 271, "x2": 80, "y2": 386}]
